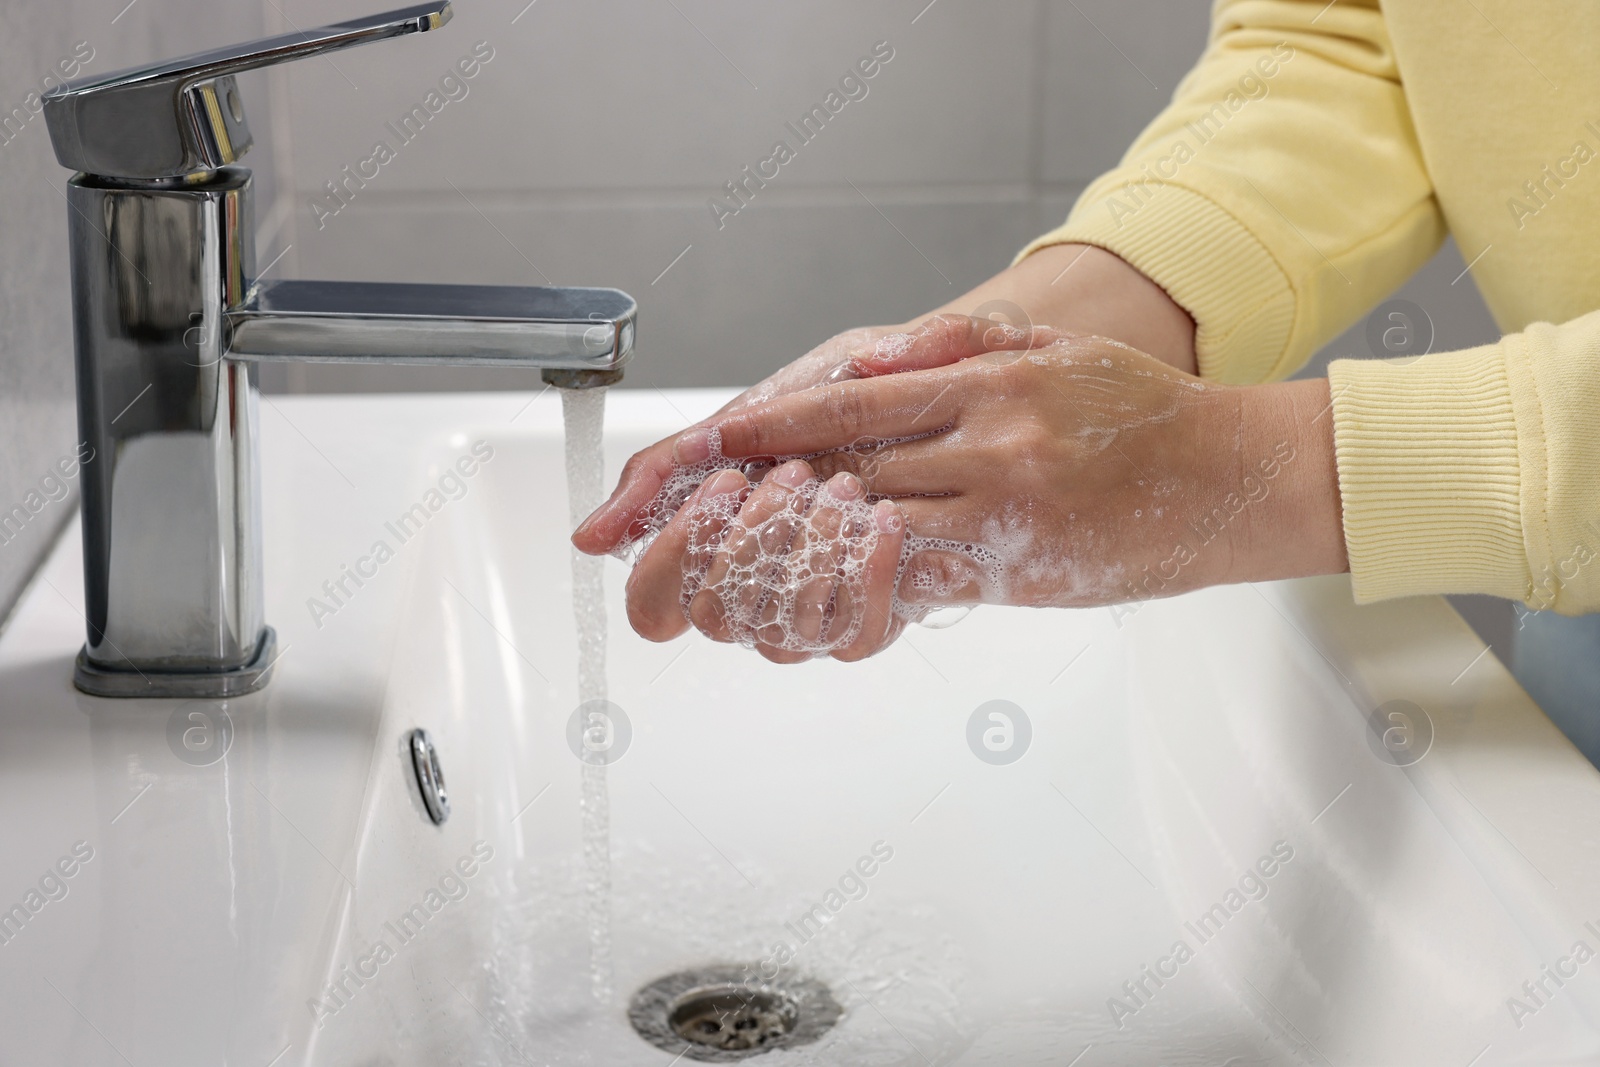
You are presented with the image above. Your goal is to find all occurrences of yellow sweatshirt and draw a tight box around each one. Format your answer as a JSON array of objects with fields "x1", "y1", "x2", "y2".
[{"x1": 1020, "y1": 0, "x2": 1600, "y2": 614}]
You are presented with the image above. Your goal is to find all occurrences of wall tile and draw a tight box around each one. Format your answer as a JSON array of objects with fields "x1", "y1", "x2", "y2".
[
  {"x1": 285, "y1": 189, "x2": 1039, "y2": 392},
  {"x1": 276, "y1": 0, "x2": 1037, "y2": 201},
  {"x1": 1038, "y1": 0, "x2": 1210, "y2": 185}
]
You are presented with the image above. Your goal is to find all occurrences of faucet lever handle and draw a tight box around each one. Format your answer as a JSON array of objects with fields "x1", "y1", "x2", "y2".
[{"x1": 43, "y1": 2, "x2": 452, "y2": 180}]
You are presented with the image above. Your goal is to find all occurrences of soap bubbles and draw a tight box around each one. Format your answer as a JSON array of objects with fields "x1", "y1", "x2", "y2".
[
  {"x1": 614, "y1": 429, "x2": 998, "y2": 657},
  {"x1": 681, "y1": 469, "x2": 884, "y2": 654}
]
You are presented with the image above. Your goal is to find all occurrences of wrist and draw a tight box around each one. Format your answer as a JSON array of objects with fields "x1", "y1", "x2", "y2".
[
  {"x1": 927, "y1": 243, "x2": 1198, "y2": 373},
  {"x1": 1230, "y1": 377, "x2": 1349, "y2": 583}
]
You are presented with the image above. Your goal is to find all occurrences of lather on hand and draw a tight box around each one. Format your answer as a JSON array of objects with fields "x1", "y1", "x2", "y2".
[
  {"x1": 574, "y1": 316, "x2": 1070, "y2": 664},
  {"x1": 572, "y1": 243, "x2": 1193, "y2": 562},
  {"x1": 575, "y1": 246, "x2": 1346, "y2": 663},
  {"x1": 584, "y1": 321, "x2": 1341, "y2": 662}
]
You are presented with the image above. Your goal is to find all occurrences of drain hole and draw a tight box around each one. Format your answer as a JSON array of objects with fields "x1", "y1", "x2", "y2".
[
  {"x1": 630, "y1": 966, "x2": 841, "y2": 1062},
  {"x1": 669, "y1": 987, "x2": 797, "y2": 1052}
]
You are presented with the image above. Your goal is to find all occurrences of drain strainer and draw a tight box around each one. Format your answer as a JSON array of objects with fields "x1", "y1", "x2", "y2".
[{"x1": 629, "y1": 966, "x2": 842, "y2": 1061}]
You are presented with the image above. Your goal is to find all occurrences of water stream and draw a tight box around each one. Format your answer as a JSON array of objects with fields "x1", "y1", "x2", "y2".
[{"x1": 562, "y1": 387, "x2": 613, "y2": 1005}]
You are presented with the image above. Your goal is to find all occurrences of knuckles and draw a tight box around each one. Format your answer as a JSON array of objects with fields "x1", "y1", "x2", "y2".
[
  {"x1": 807, "y1": 450, "x2": 865, "y2": 483},
  {"x1": 1008, "y1": 416, "x2": 1061, "y2": 465},
  {"x1": 620, "y1": 446, "x2": 668, "y2": 484},
  {"x1": 822, "y1": 383, "x2": 870, "y2": 439}
]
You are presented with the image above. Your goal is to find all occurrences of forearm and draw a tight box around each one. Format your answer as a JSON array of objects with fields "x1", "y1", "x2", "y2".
[{"x1": 925, "y1": 243, "x2": 1199, "y2": 374}]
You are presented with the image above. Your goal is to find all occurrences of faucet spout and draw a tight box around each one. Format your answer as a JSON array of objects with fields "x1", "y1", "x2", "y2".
[{"x1": 226, "y1": 280, "x2": 634, "y2": 373}]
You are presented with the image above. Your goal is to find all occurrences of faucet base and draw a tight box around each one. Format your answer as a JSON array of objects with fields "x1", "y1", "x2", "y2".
[{"x1": 73, "y1": 627, "x2": 279, "y2": 699}]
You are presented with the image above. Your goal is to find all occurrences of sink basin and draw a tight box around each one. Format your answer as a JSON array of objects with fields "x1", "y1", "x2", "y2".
[{"x1": 5, "y1": 388, "x2": 1600, "y2": 1065}]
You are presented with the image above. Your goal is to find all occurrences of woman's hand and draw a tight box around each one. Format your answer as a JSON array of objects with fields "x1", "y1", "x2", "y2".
[
  {"x1": 621, "y1": 459, "x2": 910, "y2": 664},
  {"x1": 572, "y1": 242, "x2": 1199, "y2": 558},
  {"x1": 570, "y1": 324, "x2": 902, "y2": 557},
  {"x1": 571, "y1": 315, "x2": 1065, "y2": 557},
  {"x1": 616, "y1": 334, "x2": 1346, "y2": 660},
  {"x1": 603, "y1": 316, "x2": 1069, "y2": 663}
]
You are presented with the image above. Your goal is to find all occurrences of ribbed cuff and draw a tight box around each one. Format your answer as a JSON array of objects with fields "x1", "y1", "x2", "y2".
[
  {"x1": 1328, "y1": 344, "x2": 1529, "y2": 603},
  {"x1": 1018, "y1": 182, "x2": 1297, "y2": 384}
]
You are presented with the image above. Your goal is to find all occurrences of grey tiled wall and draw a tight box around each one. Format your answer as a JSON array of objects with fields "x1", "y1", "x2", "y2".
[{"x1": 257, "y1": 0, "x2": 1224, "y2": 393}]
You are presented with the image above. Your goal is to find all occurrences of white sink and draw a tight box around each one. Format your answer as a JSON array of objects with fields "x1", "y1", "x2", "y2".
[{"x1": 4, "y1": 389, "x2": 1600, "y2": 1065}]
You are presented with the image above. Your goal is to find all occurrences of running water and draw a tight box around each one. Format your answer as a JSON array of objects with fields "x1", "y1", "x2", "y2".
[{"x1": 562, "y1": 387, "x2": 613, "y2": 1004}]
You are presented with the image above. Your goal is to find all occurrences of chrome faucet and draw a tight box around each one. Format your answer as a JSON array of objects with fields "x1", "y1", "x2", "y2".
[{"x1": 43, "y1": 3, "x2": 635, "y2": 698}]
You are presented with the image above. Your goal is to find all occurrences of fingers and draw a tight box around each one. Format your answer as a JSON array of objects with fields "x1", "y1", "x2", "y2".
[
  {"x1": 896, "y1": 547, "x2": 990, "y2": 606},
  {"x1": 624, "y1": 444, "x2": 990, "y2": 660},
  {"x1": 680, "y1": 463, "x2": 904, "y2": 662},
  {"x1": 688, "y1": 460, "x2": 815, "y2": 644},
  {"x1": 832, "y1": 500, "x2": 908, "y2": 661},
  {"x1": 714, "y1": 371, "x2": 963, "y2": 461},
  {"x1": 846, "y1": 317, "x2": 966, "y2": 376},
  {"x1": 572, "y1": 431, "x2": 696, "y2": 556},
  {"x1": 574, "y1": 327, "x2": 901, "y2": 556},
  {"x1": 624, "y1": 469, "x2": 748, "y2": 641},
  {"x1": 887, "y1": 497, "x2": 985, "y2": 543},
  {"x1": 849, "y1": 314, "x2": 1071, "y2": 378},
  {"x1": 805, "y1": 433, "x2": 958, "y2": 497},
  {"x1": 621, "y1": 456, "x2": 991, "y2": 654},
  {"x1": 719, "y1": 325, "x2": 902, "y2": 415},
  {"x1": 784, "y1": 476, "x2": 856, "y2": 649},
  {"x1": 574, "y1": 316, "x2": 1053, "y2": 556}
]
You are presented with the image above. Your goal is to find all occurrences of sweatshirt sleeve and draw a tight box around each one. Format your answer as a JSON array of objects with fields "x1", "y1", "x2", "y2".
[
  {"x1": 1329, "y1": 316, "x2": 1600, "y2": 614},
  {"x1": 1021, "y1": 0, "x2": 1600, "y2": 612},
  {"x1": 1019, "y1": 0, "x2": 1444, "y2": 384}
]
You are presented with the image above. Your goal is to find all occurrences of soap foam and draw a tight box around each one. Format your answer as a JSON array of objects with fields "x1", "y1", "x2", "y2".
[{"x1": 614, "y1": 429, "x2": 1001, "y2": 656}]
